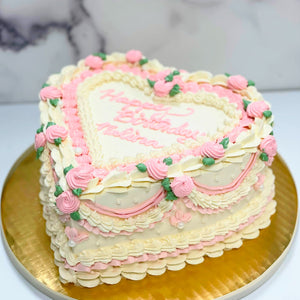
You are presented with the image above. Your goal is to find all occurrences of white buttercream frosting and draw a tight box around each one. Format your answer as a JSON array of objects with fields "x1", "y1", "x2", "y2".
[{"x1": 37, "y1": 52, "x2": 277, "y2": 287}]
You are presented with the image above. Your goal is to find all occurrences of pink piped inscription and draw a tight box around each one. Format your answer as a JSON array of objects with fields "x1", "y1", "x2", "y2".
[{"x1": 96, "y1": 89, "x2": 200, "y2": 149}]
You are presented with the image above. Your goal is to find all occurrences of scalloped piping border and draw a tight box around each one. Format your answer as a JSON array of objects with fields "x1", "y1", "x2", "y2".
[{"x1": 54, "y1": 200, "x2": 276, "y2": 287}]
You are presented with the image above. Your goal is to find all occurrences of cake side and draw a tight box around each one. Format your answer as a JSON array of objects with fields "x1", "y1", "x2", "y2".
[
  {"x1": 39, "y1": 151, "x2": 276, "y2": 286},
  {"x1": 35, "y1": 50, "x2": 277, "y2": 287}
]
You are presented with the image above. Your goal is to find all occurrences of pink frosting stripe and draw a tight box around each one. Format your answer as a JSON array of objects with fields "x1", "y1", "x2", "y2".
[
  {"x1": 193, "y1": 153, "x2": 258, "y2": 195},
  {"x1": 83, "y1": 188, "x2": 166, "y2": 218},
  {"x1": 64, "y1": 193, "x2": 274, "y2": 272}
]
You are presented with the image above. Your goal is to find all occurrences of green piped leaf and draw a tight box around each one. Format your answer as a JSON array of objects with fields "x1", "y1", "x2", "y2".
[
  {"x1": 46, "y1": 121, "x2": 56, "y2": 128},
  {"x1": 36, "y1": 147, "x2": 44, "y2": 159},
  {"x1": 270, "y1": 131, "x2": 274, "y2": 136},
  {"x1": 70, "y1": 211, "x2": 81, "y2": 221},
  {"x1": 147, "y1": 78, "x2": 156, "y2": 88},
  {"x1": 224, "y1": 72, "x2": 231, "y2": 77},
  {"x1": 136, "y1": 163, "x2": 147, "y2": 172},
  {"x1": 163, "y1": 157, "x2": 173, "y2": 166},
  {"x1": 93, "y1": 52, "x2": 106, "y2": 60},
  {"x1": 54, "y1": 137, "x2": 62, "y2": 146},
  {"x1": 166, "y1": 191, "x2": 178, "y2": 201},
  {"x1": 263, "y1": 110, "x2": 272, "y2": 118},
  {"x1": 260, "y1": 152, "x2": 269, "y2": 162},
  {"x1": 36, "y1": 124, "x2": 44, "y2": 134},
  {"x1": 161, "y1": 178, "x2": 171, "y2": 192},
  {"x1": 243, "y1": 99, "x2": 251, "y2": 110},
  {"x1": 54, "y1": 185, "x2": 63, "y2": 197},
  {"x1": 220, "y1": 137, "x2": 229, "y2": 149},
  {"x1": 172, "y1": 70, "x2": 180, "y2": 76},
  {"x1": 202, "y1": 157, "x2": 215, "y2": 166},
  {"x1": 139, "y1": 58, "x2": 148, "y2": 65},
  {"x1": 169, "y1": 84, "x2": 181, "y2": 97},
  {"x1": 42, "y1": 83, "x2": 50, "y2": 88},
  {"x1": 72, "y1": 188, "x2": 82, "y2": 196},
  {"x1": 271, "y1": 121, "x2": 274, "y2": 127},
  {"x1": 165, "y1": 73, "x2": 174, "y2": 82},
  {"x1": 247, "y1": 80, "x2": 255, "y2": 86},
  {"x1": 49, "y1": 98, "x2": 60, "y2": 107},
  {"x1": 63, "y1": 164, "x2": 74, "y2": 175}
]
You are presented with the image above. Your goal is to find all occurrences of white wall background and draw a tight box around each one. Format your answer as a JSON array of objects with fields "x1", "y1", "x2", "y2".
[{"x1": 0, "y1": 0, "x2": 299, "y2": 101}]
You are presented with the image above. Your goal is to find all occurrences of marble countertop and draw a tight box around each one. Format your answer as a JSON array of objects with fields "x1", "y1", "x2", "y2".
[{"x1": 0, "y1": 90, "x2": 299, "y2": 299}]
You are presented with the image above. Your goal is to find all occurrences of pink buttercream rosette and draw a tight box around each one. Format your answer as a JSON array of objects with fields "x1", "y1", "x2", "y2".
[
  {"x1": 199, "y1": 141, "x2": 225, "y2": 159},
  {"x1": 85, "y1": 55, "x2": 103, "y2": 69},
  {"x1": 153, "y1": 80, "x2": 173, "y2": 97},
  {"x1": 146, "y1": 158, "x2": 168, "y2": 180},
  {"x1": 66, "y1": 165, "x2": 94, "y2": 190},
  {"x1": 227, "y1": 75, "x2": 248, "y2": 90},
  {"x1": 260, "y1": 135, "x2": 277, "y2": 166},
  {"x1": 153, "y1": 70, "x2": 172, "y2": 81},
  {"x1": 247, "y1": 101, "x2": 270, "y2": 118},
  {"x1": 34, "y1": 132, "x2": 46, "y2": 150},
  {"x1": 170, "y1": 175, "x2": 194, "y2": 198},
  {"x1": 126, "y1": 50, "x2": 143, "y2": 63},
  {"x1": 260, "y1": 135, "x2": 277, "y2": 157},
  {"x1": 39, "y1": 86, "x2": 62, "y2": 101},
  {"x1": 45, "y1": 125, "x2": 68, "y2": 143},
  {"x1": 56, "y1": 190, "x2": 80, "y2": 214}
]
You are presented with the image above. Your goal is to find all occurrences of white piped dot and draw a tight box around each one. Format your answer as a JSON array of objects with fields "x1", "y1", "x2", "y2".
[
  {"x1": 133, "y1": 198, "x2": 139, "y2": 204},
  {"x1": 116, "y1": 199, "x2": 121, "y2": 205},
  {"x1": 68, "y1": 240, "x2": 76, "y2": 248},
  {"x1": 74, "y1": 147, "x2": 83, "y2": 156},
  {"x1": 177, "y1": 222, "x2": 185, "y2": 229}
]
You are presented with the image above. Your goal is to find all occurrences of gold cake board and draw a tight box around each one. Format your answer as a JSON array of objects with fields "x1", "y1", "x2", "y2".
[{"x1": 0, "y1": 146, "x2": 298, "y2": 300}]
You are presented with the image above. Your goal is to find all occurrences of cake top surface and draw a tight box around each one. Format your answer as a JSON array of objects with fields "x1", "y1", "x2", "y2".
[{"x1": 36, "y1": 50, "x2": 275, "y2": 214}]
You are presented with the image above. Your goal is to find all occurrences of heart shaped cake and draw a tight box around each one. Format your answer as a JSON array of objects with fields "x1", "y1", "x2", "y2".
[{"x1": 36, "y1": 50, "x2": 277, "y2": 287}]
